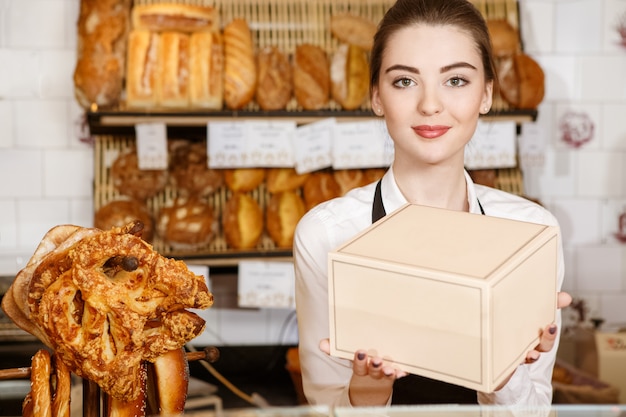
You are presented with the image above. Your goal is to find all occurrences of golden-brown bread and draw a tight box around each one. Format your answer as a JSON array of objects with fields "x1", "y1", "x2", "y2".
[
  {"x1": 110, "y1": 149, "x2": 168, "y2": 200},
  {"x1": 126, "y1": 29, "x2": 160, "y2": 108},
  {"x1": 157, "y1": 197, "x2": 217, "y2": 250},
  {"x1": 334, "y1": 169, "x2": 368, "y2": 195},
  {"x1": 256, "y1": 46, "x2": 293, "y2": 111},
  {"x1": 2, "y1": 222, "x2": 213, "y2": 401},
  {"x1": 189, "y1": 30, "x2": 224, "y2": 109},
  {"x1": 468, "y1": 169, "x2": 497, "y2": 188},
  {"x1": 94, "y1": 199, "x2": 154, "y2": 242},
  {"x1": 266, "y1": 191, "x2": 306, "y2": 248},
  {"x1": 23, "y1": 349, "x2": 52, "y2": 417},
  {"x1": 498, "y1": 53, "x2": 545, "y2": 109},
  {"x1": 223, "y1": 19, "x2": 257, "y2": 110},
  {"x1": 223, "y1": 193, "x2": 264, "y2": 250},
  {"x1": 153, "y1": 347, "x2": 189, "y2": 415},
  {"x1": 169, "y1": 140, "x2": 224, "y2": 197},
  {"x1": 73, "y1": 0, "x2": 131, "y2": 109},
  {"x1": 293, "y1": 44, "x2": 330, "y2": 110},
  {"x1": 329, "y1": 13, "x2": 377, "y2": 52},
  {"x1": 362, "y1": 168, "x2": 386, "y2": 184},
  {"x1": 266, "y1": 168, "x2": 310, "y2": 193},
  {"x1": 105, "y1": 361, "x2": 147, "y2": 417},
  {"x1": 331, "y1": 43, "x2": 370, "y2": 110},
  {"x1": 223, "y1": 168, "x2": 266, "y2": 192},
  {"x1": 131, "y1": 3, "x2": 219, "y2": 33},
  {"x1": 51, "y1": 354, "x2": 71, "y2": 417},
  {"x1": 486, "y1": 19, "x2": 520, "y2": 57},
  {"x1": 158, "y1": 31, "x2": 190, "y2": 108},
  {"x1": 303, "y1": 171, "x2": 341, "y2": 210}
]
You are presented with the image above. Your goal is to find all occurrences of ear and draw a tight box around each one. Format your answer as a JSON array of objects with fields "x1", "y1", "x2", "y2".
[
  {"x1": 480, "y1": 80, "x2": 494, "y2": 114},
  {"x1": 371, "y1": 86, "x2": 383, "y2": 116}
]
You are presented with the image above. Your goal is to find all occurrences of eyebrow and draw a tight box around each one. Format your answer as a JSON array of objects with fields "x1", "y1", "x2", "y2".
[{"x1": 385, "y1": 62, "x2": 478, "y2": 74}]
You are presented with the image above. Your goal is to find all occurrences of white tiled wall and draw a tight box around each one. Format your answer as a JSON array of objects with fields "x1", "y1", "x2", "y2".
[{"x1": 0, "y1": 0, "x2": 624, "y2": 345}]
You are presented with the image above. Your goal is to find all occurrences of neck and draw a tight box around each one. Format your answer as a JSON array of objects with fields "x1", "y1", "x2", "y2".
[{"x1": 392, "y1": 163, "x2": 469, "y2": 212}]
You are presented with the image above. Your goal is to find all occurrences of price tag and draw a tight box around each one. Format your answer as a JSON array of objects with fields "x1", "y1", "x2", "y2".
[
  {"x1": 207, "y1": 121, "x2": 247, "y2": 167},
  {"x1": 464, "y1": 120, "x2": 517, "y2": 169},
  {"x1": 332, "y1": 120, "x2": 391, "y2": 169},
  {"x1": 245, "y1": 120, "x2": 296, "y2": 167},
  {"x1": 135, "y1": 123, "x2": 168, "y2": 170},
  {"x1": 518, "y1": 122, "x2": 546, "y2": 169},
  {"x1": 293, "y1": 118, "x2": 334, "y2": 174},
  {"x1": 238, "y1": 261, "x2": 295, "y2": 309}
]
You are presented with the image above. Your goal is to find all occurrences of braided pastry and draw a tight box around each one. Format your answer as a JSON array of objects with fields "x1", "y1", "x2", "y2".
[{"x1": 2, "y1": 221, "x2": 213, "y2": 402}]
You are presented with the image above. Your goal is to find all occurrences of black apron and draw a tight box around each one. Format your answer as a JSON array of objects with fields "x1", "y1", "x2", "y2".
[{"x1": 372, "y1": 180, "x2": 481, "y2": 405}]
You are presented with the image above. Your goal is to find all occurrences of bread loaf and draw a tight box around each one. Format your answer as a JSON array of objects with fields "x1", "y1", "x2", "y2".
[
  {"x1": 189, "y1": 31, "x2": 224, "y2": 109},
  {"x1": 73, "y1": 0, "x2": 131, "y2": 109},
  {"x1": 223, "y1": 19, "x2": 257, "y2": 110},
  {"x1": 131, "y1": 3, "x2": 219, "y2": 33},
  {"x1": 223, "y1": 193, "x2": 264, "y2": 250},
  {"x1": 293, "y1": 44, "x2": 330, "y2": 110},
  {"x1": 158, "y1": 31, "x2": 190, "y2": 108},
  {"x1": 498, "y1": 53, "x2": 545, "y2": 109},
  {"x1": 256, "y1": 46, "x2": 293, "y2": 111},
  {"x1": 331, "y1": 43, "x2": 370, "y2": 110},
  {"x1": 303, "y1": 171, "x2": 341, "y2": 210},
  {"x1": 486, "y1": 19, "x2": 520, "y2": 57},
  {"x1": 266, "y1": 191, "x2": 306, "y2": 248},
  {"x1": 330, "y1": 13, "x2": 377, "y2": 52},
  {"x1": 126, "y1": 29, "x2": 160, "y2": 108}
]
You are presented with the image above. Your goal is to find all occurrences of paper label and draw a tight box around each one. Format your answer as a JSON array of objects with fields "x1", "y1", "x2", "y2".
[
  {"x1": 238, "y1": 261, "x2": 295, "y2": 309},
  {"x1": 135, "y1": 123, "x2": 168, "y2": 170},
  {"x1": 332, "y1": 120, "x2": 392, "y2": 169},
  {"x1": 293, "y1": 118, "x2": 335, "y2": 174},
  {"x1": 464, "y1": 120, "x2": 517, "y2": 169}
]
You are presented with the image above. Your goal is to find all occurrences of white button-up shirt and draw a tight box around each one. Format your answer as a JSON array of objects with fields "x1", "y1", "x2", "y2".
[{"x1": 294, "y1": 167, "x2": 564, "y2": 408}]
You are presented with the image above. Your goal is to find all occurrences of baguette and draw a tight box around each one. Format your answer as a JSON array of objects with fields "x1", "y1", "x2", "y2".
[
  {"x1": 189, "y1": 31, "x2": 224, "y2": 109},
  {"x1": 131, "y1": 3, "x2": 219, "y2": 33}
]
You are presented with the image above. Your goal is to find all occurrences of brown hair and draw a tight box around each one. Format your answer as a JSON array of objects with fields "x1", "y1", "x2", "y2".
[{"x1": 370, "y1": 0, "x2": 497, "y2": 92}]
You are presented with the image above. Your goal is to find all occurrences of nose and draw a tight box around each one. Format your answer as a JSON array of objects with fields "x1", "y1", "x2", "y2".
[{"x1": 417, "y1": 85, "x2": 442, "y2": 115}]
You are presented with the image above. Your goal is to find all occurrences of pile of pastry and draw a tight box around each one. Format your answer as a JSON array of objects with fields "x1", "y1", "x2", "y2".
[
  {"x1": 96, "y1": 140, "x2": 386, "y2": 253},
  {"x1": 1, "y1": 221, "x2": 214, "y2": 416},
  {"x1": 74, "y1": 1, "x2": 376, "y2": 111}
]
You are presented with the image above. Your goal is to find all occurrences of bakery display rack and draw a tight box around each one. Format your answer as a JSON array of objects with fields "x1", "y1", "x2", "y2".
[{"x1": 91, "y1": 0, "x2": 533, "y2": 265}]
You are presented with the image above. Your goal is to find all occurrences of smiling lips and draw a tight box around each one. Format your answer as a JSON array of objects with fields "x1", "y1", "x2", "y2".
[{"x1": 413, "y1": 125, "x2": 450, "y2": 139}]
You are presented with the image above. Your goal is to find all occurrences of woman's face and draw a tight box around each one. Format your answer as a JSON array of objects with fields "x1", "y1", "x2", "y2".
[{"x1": 371, "y1": 24, "x2": 493, "y2": 168}]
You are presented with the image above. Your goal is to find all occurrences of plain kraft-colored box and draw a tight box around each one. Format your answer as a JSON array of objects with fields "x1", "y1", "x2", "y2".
[
  {"x1": 328, "y1": 203, "x2": 559, "y2": 392},
  {"x1": 595, "y1": 331, "x2": 626, "y2": 403}
]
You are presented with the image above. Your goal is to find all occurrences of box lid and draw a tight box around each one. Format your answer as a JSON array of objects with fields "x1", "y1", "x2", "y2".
[{"x1": 335, "y1": 204, "x2": 550, "y2": 279}]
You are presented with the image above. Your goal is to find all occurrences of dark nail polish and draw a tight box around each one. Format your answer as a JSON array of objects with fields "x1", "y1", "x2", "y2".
[
  {"x1": 549, "y1": 325, "x2": 557, "y2": 335},
  {"x1": 373, "y1": 361, "x2": 381, "y2": 368},
  {"x1": 357, "y1": 352, "x2": 366, "y2": 360}
]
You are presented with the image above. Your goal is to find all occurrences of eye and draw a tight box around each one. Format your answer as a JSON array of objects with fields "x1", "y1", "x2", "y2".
[
  {"x1": 447, "y1": 76, "x2": 468, "y2": 87},
  {"x1": 393, "y1": 77, "x2": 415, "y2": 88}
]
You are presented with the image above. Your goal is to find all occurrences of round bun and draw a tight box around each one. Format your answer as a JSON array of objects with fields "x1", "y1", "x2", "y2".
[
  {"x1": 486, "y1": 19, "x2": 520, "y2": 57},
  {"x1": 498, "y1": 53, "x2": 545, "y2": 109},
  {"x1": 94, "y1": 199, "x2": 154, "y2": 242},
  {"x1": 157, "y1": 197, "x2": 217, "y2": 250},
  {"x1": 303, "y1": 171, "x2": 341, "y2": 210},
  {"x1": 266, "y1": 191, "x2": 306, "y2": 248},
  {"x1": 331, "y1": 43, "x2": 369, "y2": 110},
  {"x1": 266, "y1": 168, "x2": 310, "y2": 194},
  {"x1": 110, "y1": 150, "x2": 168, "y2": 200},
  {"x1": 256, "y1": 46, "x2": 293, "y2": 111},
  {"x1": 222, "y1": 193, "x2": 264, "y2": 250},
  {"x1": 169, "y1": 140, "x2": 224, "y2": 197},
  {"x1": 223, "y1": 168, "x2": 266, "y2": 192}
]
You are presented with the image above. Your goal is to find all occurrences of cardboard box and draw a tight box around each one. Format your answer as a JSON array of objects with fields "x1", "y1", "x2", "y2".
[
  {"x1": 328, "y1": 203, "x2": 558, "y2": 392},
  {"x1": 595, "y1": 331, "x2": 626, "y2": 403}
]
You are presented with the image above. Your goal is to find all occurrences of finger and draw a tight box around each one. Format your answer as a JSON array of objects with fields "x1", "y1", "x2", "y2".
[
  {"x1": 353, "y1": 350, "x2": 369, "y2": 376},
  {"x1": 319, "y1": 338, "x2": 331, "y2": 355},
  {"x1": 536, "y1": 324, "x2": 558, "y2": 353},
  {"x1": 525, "y1": 350, "x2": 540, "y2": 364},
  {"x1": 558, "y1": 292, "x2": 572, "y2": 309},
  {"x1": 368, "y1": 357, "x2": 385, "y2": 380}
]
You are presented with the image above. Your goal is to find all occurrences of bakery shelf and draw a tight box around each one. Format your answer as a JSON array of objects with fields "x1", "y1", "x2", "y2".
[{"x1": 86, "y1": 108, "x2": 538, "y2": 136}]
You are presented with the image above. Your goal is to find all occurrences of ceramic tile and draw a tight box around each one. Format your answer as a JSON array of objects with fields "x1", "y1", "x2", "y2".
[
  {"x1": 219, "y1": 308, "x2": 269, "y2": 345},
  {"x1": 604, "y1": 0, "x2": 626, "y2": 52},
  {"x1": 43, "y1": 149, "x2": 93, "y2": 198},
  {"x1": 16, "y1": 198, "x2": 70, "y2": 250},
  {"x1": 522, "y1": 148, "x2": 576, "y2": 199},
  {"x1": 40, "y1": 49, "x2": 76, "y2": 99},
  {"x1": 555, "y1": 0, "x2": 603, "y2": 53},
  {"x1": 0, "y1": 100, "x2": 14, "y2": 148},
  {"x1": 601, "y1": 199, "x2": 626, "y2": 244},
  {"x1": 551, "y1": 198, "x2": 603, "y2": 246},
  {"x1": 579, "y1": 55, "x2": 626, "y2": 101},
  {"x1": 562, "y1": 246, "x2": 577, "y2": 293},
  {"x1": 7, "y1": 1, "x2": 69, "y2": 48},
  {"x1": 575, "y1": 244, "x2": 623, "y2": 292},
  {"x1": 15, "y1": 99, "x2": 69, "y2": 148},
  {"x1": 534, "y1": 55, "x2": 579, "y2": 101},
  {"x1": 518, "y1": 1, "x2": 554, "y2": 54},
  {"x1": 0, "y1": 200, "x2": 17, "y2": 249},
  {"x1": 598, "y1": 293, "x2": 626, "y2": 326},
  {"x1": 0, "y1": 1, "x2": 8, "y2": 47},
  {"x1": 602, "y1": 103, "x2": 626, "y2": 151},
  {"x1": 0, "y1": 49, "x2": 40, "y2": 98},
  {"x1": 576, "y1": 151, "x2": 624, "y2": 198},
  {"x1": 0, "y1": 149, "x2": 43, "y2": 198},
  {"x1": 70, "y1": 197, "x2": 93, "y2": 228}
]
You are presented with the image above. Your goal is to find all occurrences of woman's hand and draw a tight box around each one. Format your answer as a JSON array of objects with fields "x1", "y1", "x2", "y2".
[{"x1": 319, "y1": 339, "x2": 407, "y2": 406}]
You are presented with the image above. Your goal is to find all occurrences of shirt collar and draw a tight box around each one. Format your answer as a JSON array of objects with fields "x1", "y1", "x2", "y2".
[{"x1": 381, "y1": 167, "x2": 482, "y2": 215}]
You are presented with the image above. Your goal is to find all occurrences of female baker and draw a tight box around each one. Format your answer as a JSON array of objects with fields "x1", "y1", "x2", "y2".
[{"x1": 293, "y1": 0, "x2": 571, "y2": 408}]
